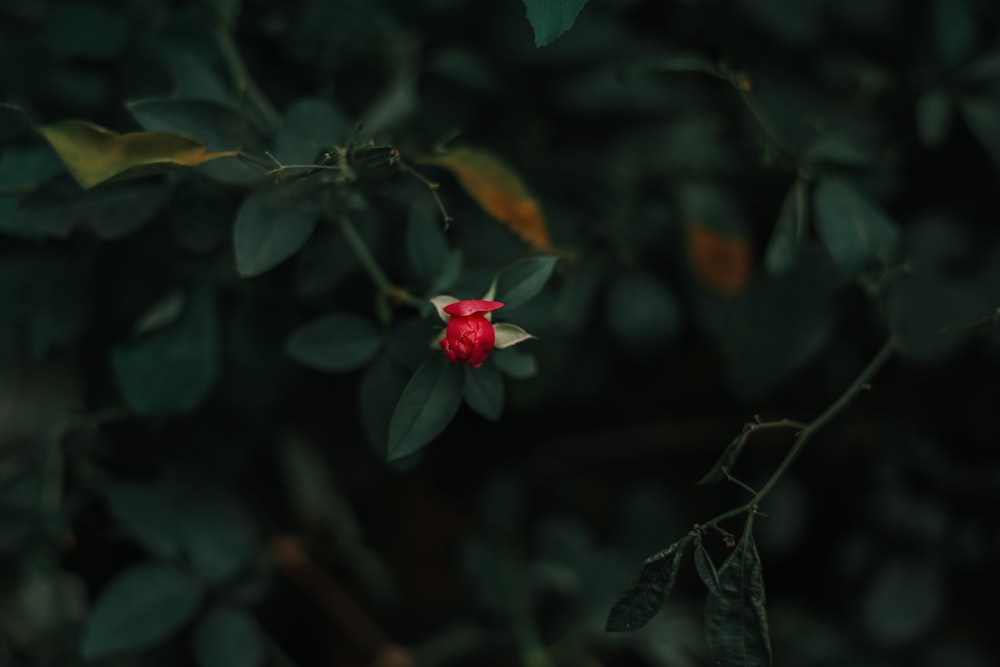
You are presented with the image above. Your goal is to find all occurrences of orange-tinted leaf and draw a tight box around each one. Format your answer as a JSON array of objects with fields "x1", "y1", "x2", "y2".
[
  {"x1": 38, "y1": 120, "x2": 238, "y2": 189},
  {"x1": 687, "y1": 222, "x2": 753, "y2": 293},
  {"x1": 416, "y1": 147, "x2": 553, "y2": 252}
]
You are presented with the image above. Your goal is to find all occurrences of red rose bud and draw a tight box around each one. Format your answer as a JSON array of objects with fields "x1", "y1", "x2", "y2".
[{"x1": 439, "y1": 300, "x2": 504, "y2": 368}]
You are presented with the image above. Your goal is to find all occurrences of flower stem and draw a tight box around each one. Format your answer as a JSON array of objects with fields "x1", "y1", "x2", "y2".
[
  {"x1": 704, "y1": 337, "x2": 898, "y2": 529},
  {"x1": 333, "y1": 214, "x2": 424, "y2": 309}
]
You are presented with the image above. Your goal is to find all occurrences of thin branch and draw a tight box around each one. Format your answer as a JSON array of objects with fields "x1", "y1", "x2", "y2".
[
  {"x1": 703, "y1": 337, "x2": 898, "y2": 529},
  {"x1": 331, "y1": 213, "x2": 425, "y2": 310},
  {"x1": 396, "y1": 159, "x2": 454, "y2": 228},
  {"x1": 213, "y1": 26, "x2": 282, "y2": 132}
]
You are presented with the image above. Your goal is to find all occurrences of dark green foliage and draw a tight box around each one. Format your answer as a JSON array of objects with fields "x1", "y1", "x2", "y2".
[
  {"x1": 3, "y1": 0, "x2": 1000, "y2": 665},
  {"x1": 387, "y1": 355, "x2": 465, "y2": 460},
  {"x1": 703, "y1": 526, "x2": 772, "y2": 667},
  {"x1": 194, "y1": 606, "x2": 266, "y2": 667},
  {"x1": 80, "y1": 561, "x2": 204, "y2": 660},
  {"x1": 605, "y1": 535, "x2": 692, "y2": 632}
]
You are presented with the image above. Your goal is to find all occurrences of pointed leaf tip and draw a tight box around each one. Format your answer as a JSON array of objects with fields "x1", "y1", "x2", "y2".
[
  {"x1": 606, "y1": 535, "x2": 692, "y2": 632},
  {"x1": 39, "y1": 120, "x2": 236, "y2": 189}
]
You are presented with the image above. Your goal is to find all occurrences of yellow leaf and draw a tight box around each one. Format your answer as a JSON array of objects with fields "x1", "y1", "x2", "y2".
[
  {"x1": 416, "y1": 147, "x2": 553, "y2": 253},
  {"x1": 38, "y1": 120, "x2": 238, "y2": 189},
  {"x1": 686, "y1": 222, "x2": 753, "y2": 293}
]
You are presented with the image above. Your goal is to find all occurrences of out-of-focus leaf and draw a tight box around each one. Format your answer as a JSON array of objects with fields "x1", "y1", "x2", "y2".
[
  {"x1": 492, "y1": 346, "x2": 538, "y2": 379},
  {"x1": 687, "y1": 223, "x2": 754, "y2": 293},
  {"x1": 700, "y1": 245, "x2": 836, "y2": 399},
  {"x1": 0, "y1": 145, "x2": 64, "y2": 187},
  {"x1": 407, "y1": 207, "x2": 450, "y2": 284},
  {"x1": 704, "y1": 516, "x2": 772, "y2": 666},
  {"x1": 916, "y1": 89, "x2": 953, "y2": 148},
  {"x1": 606, "y1": 273, "x2": 680, "y2": 351},
  {"x1": 194, "y1": 605, "x2": 264, "y2": 667},
  {"x1": 274, "y1": 97, "x2": 351, "y2": 165},
  {"x1": 0, "y1": 104, "x2": 31, "y2": 143},
  {"x1": 802, "y1": 131, "x2": 876, "y2": 168},
  {"x1": 38, "y1": 3, "x2": 130, "y2": 61},
  {"x1": 233, "y1": 184, "x2": 319, "y2": 277},
  {"x1": 463, "y1": 363, "x2": 503, "y2": 421},
  {"x1": 199, "y1": 0, "x2": 243, "y2": 28},
  {"x1": 39, "y1": 120, "x2": 237, "y2": 189},
  {"x1": 862, "y1": 559, "x2": 942, "y2": 645},
  {"x1": 417, "y1": 147, "x2": 554, "y2": 252},
  {"x1": 620, "y1": 53, "x2": 725, "y2": 81},
  {"x1": 126, "y1": 99, "x2": 265, "y2": 184},
  {"x1": 387, "y1": 355, "x2": 464, "y2": 461},
  {"x1": 605, "y1": 535, "x2": 692, "y2": 632},
  {"x1": 286, "y1": 313, "x2": 381, "y2": 373},
  {"x1": 494, "y1": 256, "x2": 558, "y2": 310},
  {"x1": 8, "y1": 176, "x2": 169, "y2": 241},
  {"x1": 522, "y1": 0, "x2": 591, "y2": 47},
  {"x1": 80, "y1": 562, "x2": 204, "y2": 660},
  {"x1": 360, "y1": 355, "x2": 410, "y2": 458},
  {"x1": 887, "y1": 273, "x2": 989, "y2": 361},
  {"x1": 930, "y1": 0, "x2": 977, "y2": 66},
  {"x1": 111, "y1": 289, "x2": 219, "y2": 414},
  {"x1": 961, "y1": 97, "x2": 1000, "y2": 166},
  {"x1": 106, "y1": 469, "x2": 259, "y2": 583},
  {"x1": 813, "y1": 179, "x2": 898, "y2": 277},
  {"x1": 764, "y1": 179, "x2": 808, "y2": 275},
  {"x1": 294, "y1": 224, "x2": 362, "y2": 298}
]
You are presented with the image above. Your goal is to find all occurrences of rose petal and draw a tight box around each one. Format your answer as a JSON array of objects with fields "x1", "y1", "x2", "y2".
[{"x1": 443, "y1": 299, "x2": 504, "y2": 317}]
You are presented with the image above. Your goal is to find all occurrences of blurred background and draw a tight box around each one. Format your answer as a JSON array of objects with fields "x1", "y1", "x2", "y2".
[{"x1": 3, "y1": 0, "x2": 1000, "y2": 665}]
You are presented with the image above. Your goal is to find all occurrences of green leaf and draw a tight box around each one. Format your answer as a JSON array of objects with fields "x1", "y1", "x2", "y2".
[
  {"x1": 704, "y1": 516, "x2": 772, "y2": 667},
  {"x1": 106, "y1": 469, "x2": 260, "y2": 583},
  {"x1": 80, "y1": 561, "x2": 204, "y2": 660},
  {"x1": 427, "y1": 249, "x2": 463, "y2": 296},
  {"x1": 619, "y1": 54, "x2": 725, "y2": 82},
  {"x1": 360, "y1": 355, "x2": 410, "y2": 458},
  {"x1": 887, "y1": 273, "x2": 989, "y2": 361},
  {"x1": 916, "y1": 89, "x2": 952, "y2": 148},
  {"x1": 387, "y1": 355, "x2": 464, "y2": 461},
  {"x1": 286, "y1": 313, "x2": 381, "y2": 373},
  {"x1": 126, "y1": 99, "x2": 265, "y2": 185},
  {"x1": 813, "y1": 179, "x2": 898, "y2": 277},
  {"x1": 605, "y1": 535, "x2": 692, "y2": 632},
  {"x1": 407, "y1": 207, "x2": 449, "y2": 284},
  {"x1": 274, "y1": 97, "x2": 351, "y2": 165},
  {"x1": 38, "y1": 3, "x2": 129, "y2": 60},
  {"x1": 234, "y1": 185, "x2": 318, "y2": 277},
  {"x1": 802, "y1": 131, "x2": 876, "y2": 168},
  {"x1": 9, "y1": 177, "x2": 169, "y2": 241},
  {"x1": 0, "y1": 104, "x2": 31, "y2": 143},
  {"x1": 764, "y1": 179, "x2": 808, "y2": 275},
  {"x1": 111, "y1": 290, "x2": 219, "y2": 415},
  {"x1": 696, "y1": 434, "x2": 747, "y2": 486},
  {"x1": 194, "y1": 606, "x2": 265, "y2": 667},
  {"x1": 494, "y1": 256, "x2": 558, "y2": 310},
  {"x1": 463, "y1": 364, "x2": 504, "y2": 421},
  {"x1": 492, "y1": 346, "x2": 538, "y2": 379},
  {"x1": 605, "y1": 273, "x2": 680, "y2": 351},
  {"x1": 961, "y1": 97, "x2": 1000, "y2": 165},
  {"x1": 694, "y1": 540, "x2": 721, "y2": 596},
  {"x1": 522, "y1": 0, "x2": 591, "y2": 47},
  {"x1": 199, "y1": 0, "x2": 243, "y2": 29}
]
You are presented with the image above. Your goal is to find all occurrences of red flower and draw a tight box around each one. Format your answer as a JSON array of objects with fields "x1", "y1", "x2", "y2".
[{"x1": 439, "y1": 300, "x2": 504, "y2": 368}]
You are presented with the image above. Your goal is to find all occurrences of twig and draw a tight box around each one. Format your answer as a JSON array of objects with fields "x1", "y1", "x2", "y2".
[
  {"x1": 703, "y1": 337, "x2": 897, "y2": 530},
  {"x1": 331, "y1": 212, "x2": 425, "y2": 310},
  {"x1": 213, "y1": 26, "x2": 282, "y2": 132},
  {"x1": 396, "y1": 160, "x2": 454, "y2": 228}
]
